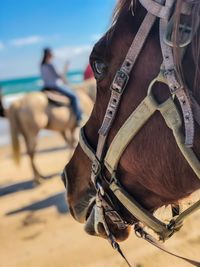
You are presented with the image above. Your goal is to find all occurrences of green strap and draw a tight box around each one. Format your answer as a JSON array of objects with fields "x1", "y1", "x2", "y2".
[
  {"x1": 173, "y1": 199, "x2": 200, "y2": 226},
  {"x1": 104, "y1": 95, "x2": 157, "y2": 174},
  {"x1": 79, "y1": 128, "x2": 96, "y2": 162},
  {"x1": 160, "y1": 100, "x2": 200, "y2": 179},
  {"x1": 110, "y1": 181, "x2": 172, "y2": 240}
]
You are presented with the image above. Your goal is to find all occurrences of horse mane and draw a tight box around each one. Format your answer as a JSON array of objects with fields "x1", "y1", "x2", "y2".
[
  {"x1": 112, "y1": 0, "x2": 135, "y2": 26},
  {"x1": 111, "y1": 0, "x2": 200, "y2": 96}
]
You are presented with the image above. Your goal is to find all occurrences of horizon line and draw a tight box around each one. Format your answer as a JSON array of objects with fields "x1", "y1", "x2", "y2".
[{"x1": 0, "y1": 68, "x2": 84, "y2": 83}]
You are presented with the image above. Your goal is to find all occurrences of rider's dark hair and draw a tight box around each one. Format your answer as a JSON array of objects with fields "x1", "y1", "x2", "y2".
[{"x1": 41, "y1": 48, "x2": 52, "y2": 65}]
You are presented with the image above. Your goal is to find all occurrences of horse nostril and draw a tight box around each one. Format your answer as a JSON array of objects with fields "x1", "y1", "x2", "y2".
[{"x1": 61, "y1": 169, "x2": 68, "y2": 189}]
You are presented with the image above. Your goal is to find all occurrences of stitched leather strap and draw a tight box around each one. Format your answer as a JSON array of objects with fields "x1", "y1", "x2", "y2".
[
  {"x1": 79, "y1": 128, "x2": 96, "y2": 162},
  {"x1": 159, "y1": 6, "x2": 194, "y2": 147},
  {"x1": 142, "y1": 230, "x2": 200, "y2": 266},
  {"x1": 105, "y1": 95, "x2": 157, "y2": 173},
  {"x1": 110, "y1": 181, "x2": 170, "y2": 238},
  {"x1": 99, "y1": 12, "x2": 157, "y2": 137}
]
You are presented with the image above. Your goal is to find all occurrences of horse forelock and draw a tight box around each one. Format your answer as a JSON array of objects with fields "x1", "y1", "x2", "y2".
[{"x1": 112, "y1": 0, "x2": 135, "y2": 25}]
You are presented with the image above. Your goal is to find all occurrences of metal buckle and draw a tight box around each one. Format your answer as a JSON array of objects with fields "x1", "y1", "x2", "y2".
[
  {"x1": 105, "y1": 210, "x2": 127, "y2": 229},
  {"x1": 167, "y1": 219, "x2": 176, "y2": 231},
  {"x1": 134, "y1": 224, "x2": 145, "y2": 239},
  {"x1": 164, "y1": 18, "x2": 193, "y2": 48},
  {"x1": 167, "y1": 218, "x2": 183, "y2": 232},
  {"x1": 96, "y1": 181, "x2": 105, "y2": 196},
  {"x1": 91, "y1": 158, "x2": 101, "y2": 176},
  {"x1": 163, "y1": 68, "x2": 182, "y2": 94},
  {"x1": 91, "y1": 158, "x2": 102, "y2": 189},
  {"x1": 111, "y1": 70, "x2": 129, "y2": 94}
]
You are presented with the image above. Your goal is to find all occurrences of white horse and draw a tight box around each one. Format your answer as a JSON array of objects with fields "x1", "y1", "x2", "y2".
[{"x1": 1, "y1": 80, "x2": 95, "y2": 183}]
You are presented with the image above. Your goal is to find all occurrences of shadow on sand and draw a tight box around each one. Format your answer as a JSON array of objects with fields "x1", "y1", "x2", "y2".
[
  {"x1": 0, "y1": 180, "x2": 35, "y2": 196},
  {"x1": 0, "y1": 172, "x2": 61, "y2": 197},
  {"x1": 6, "y1": 144, "x2": 68, "y2": 159},
  {"x1": 6, "y1": 192, "x2": 68, "y2": 215},
  {"x1": 35, "y1": 145, "x2": 68, "y2": 154}
]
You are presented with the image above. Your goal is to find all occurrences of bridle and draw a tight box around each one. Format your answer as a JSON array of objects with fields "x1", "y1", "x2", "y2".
[{"x1": 65, "y1": 0, "x2": 200, "y2": 266}]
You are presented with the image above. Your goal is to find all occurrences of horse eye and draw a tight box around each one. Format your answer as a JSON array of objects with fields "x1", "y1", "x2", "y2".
[{"x1": 93, "y1": 61, "x2": 106, "y2": 77}]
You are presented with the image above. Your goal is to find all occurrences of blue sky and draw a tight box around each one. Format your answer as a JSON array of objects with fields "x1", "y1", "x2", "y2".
[{"x1": 0, "y1": 0, "x2": 116, "y2": 80}]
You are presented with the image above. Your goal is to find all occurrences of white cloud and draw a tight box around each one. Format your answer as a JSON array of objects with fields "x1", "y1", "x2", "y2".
[
  {"x1": 55, "y1": 45, "x2": 92, "y2": 59},
  {"x1": 0, "y1": 44, "x2": 93, "y2": 80},
  {"x1": 54, "y1": 45, "x2": 93, "y2": 70},
  {"x1": 10, "y1": 35, "x2": 44, "y2": 47},
  {"x1": 0, "y1": 41, "x2": 5, "y2": 51}
]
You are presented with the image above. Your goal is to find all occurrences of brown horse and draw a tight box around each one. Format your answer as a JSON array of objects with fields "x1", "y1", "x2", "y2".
[{"x1": 63, "y1": 0, "x2": 200, "y2": 258}]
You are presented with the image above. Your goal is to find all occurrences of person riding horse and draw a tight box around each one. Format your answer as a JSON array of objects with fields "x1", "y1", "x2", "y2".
[{"x1": 40, "y1": 48, "x2": 82, "y2": 123}]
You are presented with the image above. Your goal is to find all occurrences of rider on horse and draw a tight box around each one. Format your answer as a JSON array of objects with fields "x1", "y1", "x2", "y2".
[{"x1": 40, "y1": 48, "x2": 82, "y2": 123}]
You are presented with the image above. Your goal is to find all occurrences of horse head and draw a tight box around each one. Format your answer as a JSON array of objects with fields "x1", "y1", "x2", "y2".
[{"x1": 63, "y1": 0, "x2": 200, "y2": 243}]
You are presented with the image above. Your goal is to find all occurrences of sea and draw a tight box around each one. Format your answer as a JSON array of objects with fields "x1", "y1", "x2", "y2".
[{"x1": 0, "y1": 70, "x2": 84, "y2": 146}]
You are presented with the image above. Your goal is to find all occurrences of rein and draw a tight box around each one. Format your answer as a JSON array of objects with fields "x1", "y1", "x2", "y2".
[{"x1": 78, "y1": 0, "x2": 200, "y2": 266}]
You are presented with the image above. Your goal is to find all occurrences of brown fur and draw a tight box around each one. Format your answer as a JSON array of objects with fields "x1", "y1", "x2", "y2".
[{"x1": 64, "y1": 0, "x2": 200, "y2": 242}]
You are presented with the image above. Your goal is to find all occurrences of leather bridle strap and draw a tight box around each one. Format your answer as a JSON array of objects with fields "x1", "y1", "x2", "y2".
[
  {"x1": 92, "y1": 11, "x2": 158, "y2": 185},
  {"x1": 140, "y1": 0, "x2": 194, "y2": 147},
  {"x1": 141, "y1": 229, "x2": 200, "y2": 267},
  {"x1": 99, "y1": 12, "x2": 157, "y2": 138},
  {"x1": 79, "y1": 127, "x2": 96, "y2": 162},
  {"x1": 159, "y1": 11, "x2": 195, "y2": 147}
]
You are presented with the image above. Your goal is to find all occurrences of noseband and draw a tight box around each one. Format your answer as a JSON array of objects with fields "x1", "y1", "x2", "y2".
[{"x1": 69, "y1": 0, "x2": 200, "y2": 266}]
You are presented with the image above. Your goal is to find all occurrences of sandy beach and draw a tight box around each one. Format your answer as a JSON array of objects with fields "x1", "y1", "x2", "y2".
[{"x1": 1, "y1": 133, "x2": 200, "y2": 267}]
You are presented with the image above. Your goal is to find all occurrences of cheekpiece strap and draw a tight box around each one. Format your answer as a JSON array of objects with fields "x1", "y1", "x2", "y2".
[{"x1": 99, "y1": 12, "x2": 157, "y2": 137}]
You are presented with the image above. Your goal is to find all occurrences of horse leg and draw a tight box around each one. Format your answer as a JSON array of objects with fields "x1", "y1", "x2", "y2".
[
  {"x1": 62, "y1": 128, "x2": 77, "y2": 149},
  {"x1": 61, "y1": 130, "x2": 74, "y2": 149},
  {"x1": 69, "y1": 127, "x2": 77, "y2": 148},
  {"x1": 61, "y1": 131, "x2": 69, "y2": 144},
  {"x1": 61, "y1": 128, "x2": 77, "y2": 161},
  {"x1": 23, "y1": 133, "x2": 44, "y2": 184},
  {"x1": 29, "y1": 151, "x2": 44, "y2": 184}
]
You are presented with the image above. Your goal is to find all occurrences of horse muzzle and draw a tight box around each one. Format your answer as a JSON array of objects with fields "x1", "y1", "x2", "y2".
[
  {"x1": 61, "y1": 168, "x2": 97, "y2": 223},
  {"x1": 84, "y1": 202, "x2": 131, "y2": 242},
  {"x1": 61, "y1": 169, "x2": 130, "y2": 241}
]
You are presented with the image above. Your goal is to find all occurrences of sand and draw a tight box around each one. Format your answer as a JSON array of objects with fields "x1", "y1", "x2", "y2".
[{"x1": 1, "y1": 133, "x2": 200, "y2": 267}]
